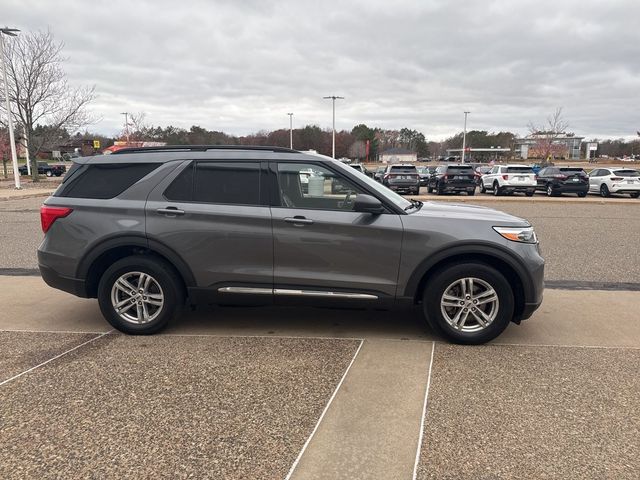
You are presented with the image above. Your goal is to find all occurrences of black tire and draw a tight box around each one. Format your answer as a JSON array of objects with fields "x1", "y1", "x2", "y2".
[
  {"x1": 413, "y1": 187, "x2": 420, "y2": 195},
  {"x1": 422, "y1": 262, "x2": 514, "y2": 345},
  {"x1": 493, "y1": 182, "x2": 502, "y2": 196},
  {"x1": 55, "y1": 172, "x2": 62, "y2": 177},
  {"x1": 97, "y1": 255, "x2": 184, "y2": 334},
  {"x1": 467, "y1": 189, "x2": 475, "y2": 196},
  {"x1": 631, "y1": 192, "x2": 640, "y2": 198},
  {"x1": 435, "y1": 182, "x2": 442, "y2": 195},
  {"x1": 525, "y1": 190, "x2": 535, "y2": 197},
  {"x1": 546, "y1": 184, "x2": 556, "y2": 197},
  {"x1": 427, "y1": 185, "x2": 433, "y2": 193},
  {"x1": 479, "y1": 182, "x2": 486, "y2": 193},
  {"x1": 600, "y1": 184, "x2": 610, "y2": 197},
  {"x1": 577, "y1": 192, "x2": 587, "y2": 198}
]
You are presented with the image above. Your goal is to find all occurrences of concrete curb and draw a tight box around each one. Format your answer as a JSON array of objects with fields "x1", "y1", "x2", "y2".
[{"x1": 0, "y1": 191, "x2": 54, "y2": 202}]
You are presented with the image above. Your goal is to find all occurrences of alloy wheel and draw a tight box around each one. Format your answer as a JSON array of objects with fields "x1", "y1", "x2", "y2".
[
  {"x1": 440, "y1": 277, "x2": 499, "y2": 333},
  {"x1": 110, "y1": 271, "x2": 164, "y2": 324}
]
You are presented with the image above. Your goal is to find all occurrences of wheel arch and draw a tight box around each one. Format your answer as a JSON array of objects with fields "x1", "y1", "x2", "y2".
[
  {"x1": 77, "y1": 235, "x2": 196, "y2": 298},
  {"x1": 404, "y1": 243, "x2": 533, "y2": 322}
]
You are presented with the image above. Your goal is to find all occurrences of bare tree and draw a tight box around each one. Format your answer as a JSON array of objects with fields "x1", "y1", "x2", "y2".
[
  {"x1": 0, "y1": 30, "x2": 95, "y2": 181},
  {"x1": 527, "y1": 107, "x2": 570, "y2": 164}
]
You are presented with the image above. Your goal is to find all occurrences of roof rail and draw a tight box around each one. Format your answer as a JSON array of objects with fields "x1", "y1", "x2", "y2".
[{"x1": 111, "y1": 145, "x2": 299, "y2": 155}]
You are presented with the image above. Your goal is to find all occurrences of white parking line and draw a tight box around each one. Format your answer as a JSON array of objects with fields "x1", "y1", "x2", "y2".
[
  {"x1": 0, "y1": 330, "x2": 113, "y2": 388},
  {"x1": 0, "y1": 328, "x2": 111, "y2": 335},
  {"x1": 412, "y1": 341, "x2": 436, "y2": 480},
  {"x1": 284, "y1": 338, "x2": 365, "y2": 480}
]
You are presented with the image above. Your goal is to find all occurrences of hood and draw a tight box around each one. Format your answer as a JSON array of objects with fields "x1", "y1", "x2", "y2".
[{"x1": 411, "y1": 201, "x2": 530, "y2": 226}]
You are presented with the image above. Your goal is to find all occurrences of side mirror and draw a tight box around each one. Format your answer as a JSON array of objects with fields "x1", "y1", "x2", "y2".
[{"x1": 354, "y1": 194, "x2": 384, "y2": 214}]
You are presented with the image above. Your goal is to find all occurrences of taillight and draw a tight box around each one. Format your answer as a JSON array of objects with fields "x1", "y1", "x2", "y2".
[
  {"x1": 610, "y1": 177, "x2": 624, "y2": 181},
  {"x1": 502, "y1": 175, "x2": 509, "y2": 180},
  {"x1": 442, "y1": 174, "x2": 448, "y2": 180},
  {"x1": 554, "y1": 174, "x2": 568, "y2": 179},
  {"x1": 40, "y1": 206, "x2": 73, "y2": 233}
]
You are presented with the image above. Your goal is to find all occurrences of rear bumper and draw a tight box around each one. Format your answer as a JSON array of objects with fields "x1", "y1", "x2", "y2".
[
  {"x1": 610, "y1": 184, "x2": 640, "y2": 193},
  {"x1": 552, "y1": 184, "x2": 589, "y2": 193},
  {"x1": 441, "y1": 182, "x2": 475, "y2": 191},
  {"x1": 39, "y1": 264, "x2": 88, "y2": 298},
  {"x1": 518, "y1": 298, "x2": 543, "y2": 321}
]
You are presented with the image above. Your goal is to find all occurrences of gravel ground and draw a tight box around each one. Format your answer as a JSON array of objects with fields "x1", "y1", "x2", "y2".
[
  {"x1": 417, "y1": 344, "x2": 640, "y2": 480},
  {"x1": 1, "y1": 196, "x2": 638, "y2": 283},
  {"x1": 0, "y1": 333, "x2": 359, "y2": 479},
  {"x1": 0, "y1": 331, "x2": 97, "y2": 382}
]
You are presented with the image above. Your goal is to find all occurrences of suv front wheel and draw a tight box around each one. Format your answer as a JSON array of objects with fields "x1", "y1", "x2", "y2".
[
  {"x1": 97, "y1": 255, "x2": 184, "y2": 334},
  {"x1": 422, "y1": 263, "x2": 514, "y2": 344}
]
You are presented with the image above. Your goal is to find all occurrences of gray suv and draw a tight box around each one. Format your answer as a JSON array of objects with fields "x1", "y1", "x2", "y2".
[{"x1": 38, "y1": 146, "x2": 544, "y2": 344}]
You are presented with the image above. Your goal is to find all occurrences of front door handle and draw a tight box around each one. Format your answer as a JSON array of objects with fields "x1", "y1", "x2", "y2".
[
  {"x1": 157, "y1": 207, "x2": 185, "y2": 216},
  {"x1": 284, "y1": 216, "x2": 314, "y2": 226}
]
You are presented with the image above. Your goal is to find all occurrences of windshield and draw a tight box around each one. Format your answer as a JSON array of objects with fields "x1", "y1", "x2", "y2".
[
  {"x1": 350, "y1": 165, "x2": 363, "y2": 171},
  {"x1": 331, "y1": 160, "x2": 412, "y2": 210}
]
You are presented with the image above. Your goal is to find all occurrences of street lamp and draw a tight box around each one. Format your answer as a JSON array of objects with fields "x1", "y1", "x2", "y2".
[
  {"x1": 120, "y1": 112, "x2": 130, "y2": 144},
  {"x1": 287, "y1": 112, "x2": 293, "y2": 149},
  {"x1": 461, "y1": 111, "x2": 470, "y2": 164},
  {"x1": 323, "y1": 96, "x2": 344, "y2": 158},
  {"x1": 0, "y1": 26, "x2": 21, "y2": 189}
]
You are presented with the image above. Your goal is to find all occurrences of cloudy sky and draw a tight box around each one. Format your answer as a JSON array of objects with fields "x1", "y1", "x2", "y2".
[{"x1": 7, "y1": 0, "x2": 640, "y2": 140}]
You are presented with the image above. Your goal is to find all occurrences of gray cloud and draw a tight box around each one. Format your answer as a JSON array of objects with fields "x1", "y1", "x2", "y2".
[{"x1": 7, "y1": 0, "x2": 640, "y2": 139}]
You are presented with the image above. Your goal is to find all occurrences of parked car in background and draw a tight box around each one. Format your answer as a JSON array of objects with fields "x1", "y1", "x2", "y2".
[
  {"x1": 588, "y1": 168, "x2": 640, "y2": 198},
  {"x1": 427, "y1": 164, "x2": 476, "y2": 195},
  {"x1": 474, "y1": 165, "x2": 492, "y2": 185},
  {"x1": 349, "y1": 163, "x2": 372, "y2": 177},
  {"x1": 38, "y1": 145, "x2": 544, "y2": 345},
  {"x1": 373, "y1": 166, "x2": 386, "y2": 183},
  {"x1": 535, "y1": 166, "x2": 588, "y2": 197},
  {"x1": 18, "y1": 162, "x2": 66, "y2": 177},
  {"x1": 416, "y1": 166, "x2": 431, "y2": 186},
  {"x1": 382, "y1": 164, "x2": 420, "y2": 195},
  {"x1": 480, "y1": 165, "x2": 537, "y2": 196}
]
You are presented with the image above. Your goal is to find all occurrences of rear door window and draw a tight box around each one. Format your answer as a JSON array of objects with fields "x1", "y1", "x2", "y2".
[{"x1": 193, "y1": 162, "x2": 260, "y2": 205}]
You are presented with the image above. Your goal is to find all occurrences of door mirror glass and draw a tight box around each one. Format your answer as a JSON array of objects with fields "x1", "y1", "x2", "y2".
[{"x1": 354, "y1": 194, "x2": 384, "y2": 214}]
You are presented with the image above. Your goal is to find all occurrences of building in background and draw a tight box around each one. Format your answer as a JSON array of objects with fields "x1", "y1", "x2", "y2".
[
  {"x1": 514, "y1": 134, "x2": 584, "y2": 160},
  {"x1": 379, "y1": 147, "x2": 417, "y2": 163}
]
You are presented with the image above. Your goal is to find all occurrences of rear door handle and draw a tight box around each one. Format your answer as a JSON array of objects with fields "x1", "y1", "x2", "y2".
[
  {"x1": 284, "y1": 216, "x2": 314, "y2": 225},
  {"x1": 157, "y1": 207, "x2": 185, "y2": 216}
]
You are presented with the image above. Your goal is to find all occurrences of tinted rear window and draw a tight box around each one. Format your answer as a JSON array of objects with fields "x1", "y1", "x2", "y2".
[
  {"x1": 612, "y1": 170, "x2": 640, "y2": 177},
  {"x1": 506, "y1": 167, "x2": 533, "y2": 173},
  {"x1": 390, "y1": 165, "x2": 417, "y2": 173},
  {"x1": 55, "y1": 163, "x2": 160, "y2": 199},
  {"x1": 559, "y1": 168, "x2": 585, "y2": 173},
  {"x1": 193, "y1": 162, "x2": 260, "y2": 205},
  {"x1": 447, "y1": 166, "x2": 474, "y2": 174}
]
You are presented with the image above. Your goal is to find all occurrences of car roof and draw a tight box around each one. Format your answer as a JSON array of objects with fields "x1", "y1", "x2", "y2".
[{"x1": 73, "y1": 145, "x2": 336, "y2": 165}]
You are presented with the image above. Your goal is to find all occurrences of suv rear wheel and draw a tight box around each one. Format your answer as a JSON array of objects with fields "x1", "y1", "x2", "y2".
[
  {"x1": 97, "y1": 255, "x2": 184, "y2": 334},
  {"x1": 493, "y1": 182, "x2": 502, "y2": 196},
  {"x1": 422, "y1": 263, "x2": 514, "y2": 344}
]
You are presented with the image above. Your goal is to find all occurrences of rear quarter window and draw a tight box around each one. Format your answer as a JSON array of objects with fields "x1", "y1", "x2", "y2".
[{"x1": 55, "y1": 163, "x2": 161, "y2": 199}]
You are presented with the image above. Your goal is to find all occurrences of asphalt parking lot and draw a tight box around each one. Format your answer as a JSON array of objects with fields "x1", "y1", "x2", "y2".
[{"x1": 1, "y1": 194, "x2": 639, "y2": 479}]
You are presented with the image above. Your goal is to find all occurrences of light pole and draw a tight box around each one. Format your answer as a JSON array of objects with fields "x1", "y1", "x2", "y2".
[
  {"x1": 461, "y1": 111, "x2": 470, "y2": 164},
  {"x1": 287, "y1": 112, "x2": 293, "y2": 149},
  {"x1": 323, "y1": 96, "x2": 344, "y2": 158},
  {"x1": 120, "y1": 112, "x2": 130, "y2": 144},
  {"x1": 0, "y1": 27, "x2": 21, "y2": 189}
]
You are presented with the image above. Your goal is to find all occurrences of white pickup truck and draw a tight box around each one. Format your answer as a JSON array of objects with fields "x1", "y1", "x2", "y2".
[{"x1": 480, "y1": 164, "x2": 537, "y2": 196}]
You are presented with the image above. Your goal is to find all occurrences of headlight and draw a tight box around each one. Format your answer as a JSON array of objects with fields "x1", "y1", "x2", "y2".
[{"x1": 493, "y1": 226, "x2": 538, "y2": 244}]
